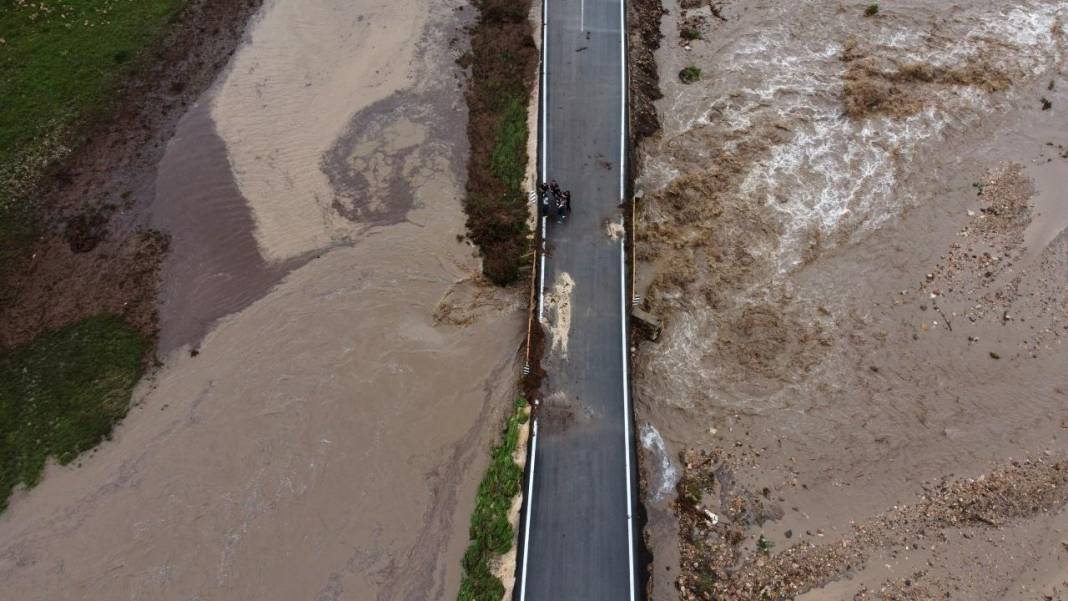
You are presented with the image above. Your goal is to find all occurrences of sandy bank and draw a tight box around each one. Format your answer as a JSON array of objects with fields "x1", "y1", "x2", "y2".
[{"x1": 212, "y1": 0, "x2": 428, "y2": 263}]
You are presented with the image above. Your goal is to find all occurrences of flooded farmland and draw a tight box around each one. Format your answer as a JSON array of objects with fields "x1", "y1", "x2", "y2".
[
  {"x1": 632, "y1": 1, "x2": 1068, "y2": 599},
  {"x1": 0, "y1": 0, "x2": 525, "y2": 599}
]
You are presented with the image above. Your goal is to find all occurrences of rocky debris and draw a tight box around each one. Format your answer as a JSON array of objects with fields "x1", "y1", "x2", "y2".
[
  {"x1": 910, "y1": 162, "x2": 1068, "y2": 359},
  {"x1": 853, "y1": 573, "x2": 934, "y2": 601},
  {"x1": 869, "y1": 459, "x2": 1068, "y2": 534},
  {"x1": 676, "y1": 449, "x2": 1068, "y2": 601}
]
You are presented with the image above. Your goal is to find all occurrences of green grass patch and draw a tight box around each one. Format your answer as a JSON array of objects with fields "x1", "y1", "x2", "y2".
[
  {"x1": 0, "y1": 0, "x2": 186, "y2": 274},
  {"x1": 679, "y1": 65, "x2": 702, "y2": 84},
  {"x1": 457, "y1": 397, "x2": 529, "y2": 601},
  {"x1": 489, "y1": 94, "x2": 529, "y2": 194},
  {"x1": 680, "y1": 27, "x2": 702, "y2": 41},
  {"x1": 757, "y1": 534, "x2": 775, "y2": 554},
  {"x1": 0, "y1": 314, "x2": 146, "y2": 512}
]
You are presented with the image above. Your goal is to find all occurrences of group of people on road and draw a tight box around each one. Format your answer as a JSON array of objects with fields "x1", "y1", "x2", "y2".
[{"x1": 539, "y1": 179, "x2": 572, "y2": 222}]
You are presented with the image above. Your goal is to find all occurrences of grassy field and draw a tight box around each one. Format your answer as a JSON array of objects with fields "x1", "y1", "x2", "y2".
[
  {"x1": 489, "y1": 94, "x2": 529, "y2": 194},
  {"x1": 0, "y1": 0, "x2": 185, "y2": 272},
  {"x1": 0, "y1": 0, "x2": 185, "y2": 512},
  {"x1": 458, "y1": 397, "x2": 528, "y2": 601},
  {"x1": 0, "y1": 315, "x2": 145, "y2": 512}
]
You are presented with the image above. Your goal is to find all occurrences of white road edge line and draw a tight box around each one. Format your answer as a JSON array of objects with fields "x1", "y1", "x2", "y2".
[
  {"x1": 520, "y1": 0, "x2": 548, "y2": 597},
  {"x1": 536, "y1": 0, "x2": 548, "y2": 323},
  {"x1": 618, "y1": 0, "x2": 626, "y2": 204},
  {"x1": 540, "y1": 0, "x2": 548, "y2": 183},
  {"x1": 518, "y1": 418, "x2": 539, "y2": 601},
  {"x1": 619, "y1": 0, "x2": 636, "y2": 597},
  {"x1": 621, "y1": 231, "x2": 636, "y2": 601}
]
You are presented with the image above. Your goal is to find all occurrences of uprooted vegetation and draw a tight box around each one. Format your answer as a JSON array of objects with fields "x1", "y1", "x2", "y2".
[
  {"x1": 675, "y1": 449, "x2": 1068, "y2": 600},
  {"x1": 841, "y1": 38, "x2": 1014, "y2": 119},
  {"x1": 462, "y1": 0, "x2": 538, "y2": 285},
  {"x1": 627, "y1": 0, "x2": 666, "y2": 142},
  {"x1": 679, "y1": 66, "x2": 702, "y2": 84}
]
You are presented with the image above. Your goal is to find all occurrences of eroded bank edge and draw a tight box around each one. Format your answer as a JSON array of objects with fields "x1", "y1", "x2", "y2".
[
  {"x1": 456, "y1": 0, "x2": 543, "y2": 596},
  {"x1": 625, "y1": 0, "x2": 667, "y2": 595},
  {"x1": 459, "y1": 0, "x2": 539, "y2": 285},
  {"x1": 0, "y1": 0, "x2": 265, "y2": 514}
]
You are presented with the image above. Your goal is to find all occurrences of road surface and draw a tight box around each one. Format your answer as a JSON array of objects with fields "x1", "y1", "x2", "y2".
[{"x1": 516, "y1": 0, "x2": 638, "y2": 596}]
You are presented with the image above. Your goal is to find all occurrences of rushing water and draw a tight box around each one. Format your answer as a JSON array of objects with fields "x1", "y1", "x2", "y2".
[
  {"x1": 635, "y1": 2, "x2": 1068, "y2": 598},
  {"x1": 640, "y1": 422, "x2": 680, "y2": 503},
  {"x1": 642, "y1": 0, "x2": 1067, "y2": 270}
]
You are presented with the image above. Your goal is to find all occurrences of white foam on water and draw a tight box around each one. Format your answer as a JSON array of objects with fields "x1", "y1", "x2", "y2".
[
  {"x1": 639, "y1": 1, "x2": 1066, "y2": 271},
  {"x1": 633, "y1": 1, "x2": 1068, "y2": 414},
  {"x1": 639, "y1": 423, "x2": 680, "y2": 503},
  {"x1": 703, "y1": 1, "x2": 1067, "y2": 271}
]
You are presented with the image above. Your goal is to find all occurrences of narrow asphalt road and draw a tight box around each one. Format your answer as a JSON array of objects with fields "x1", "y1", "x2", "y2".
[{"x1": 517, "y1": 0, "x2": 637, "y2": 596}]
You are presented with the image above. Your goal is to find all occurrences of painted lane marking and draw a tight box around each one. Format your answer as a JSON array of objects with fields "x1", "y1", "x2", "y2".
[
  {"x1": 621, "y1": 226, "x2": 636, "y2": 601},
  {"x1": 518, "y1": 418, "x2": 539, "y2": 601},
  {"x1": 618, "y1": 0, "x2": 636, "y2": 595},
  {"x1": 540, "y1": 0, "x2": 548, "y2": 183},
  {"x1": 618, "y1": 0, "x2": 626, "y2": 205}
]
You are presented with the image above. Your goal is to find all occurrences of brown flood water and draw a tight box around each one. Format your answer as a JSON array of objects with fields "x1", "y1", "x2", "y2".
[
  {"x1": 633, "y1": 1, "x2": 1068, "y2": 599},
  {"x1": 152, "y1": 100, "x2": 304, "y2": 352},
  {"x1": 0, "y1": 0, "x2": 525, "y2": 599}
]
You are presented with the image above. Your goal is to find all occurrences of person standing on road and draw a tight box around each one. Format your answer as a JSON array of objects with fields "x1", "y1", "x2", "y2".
[{"x1": 562, "y1": 190, "x2": 572, "y2": 218}]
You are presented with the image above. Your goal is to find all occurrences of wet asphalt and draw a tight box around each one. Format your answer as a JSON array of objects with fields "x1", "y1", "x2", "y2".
[{"x1": 517, "y1": 0, "x2": 639, "y2": 596}]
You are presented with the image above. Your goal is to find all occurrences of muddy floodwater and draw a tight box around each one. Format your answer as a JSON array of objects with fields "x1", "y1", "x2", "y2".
[
  {"x1": 633, "y1": 1, "x2": 1068, "y2": 599},
  {"x1": 0, "y1": 0, "x2": 524, "y2": 598}
]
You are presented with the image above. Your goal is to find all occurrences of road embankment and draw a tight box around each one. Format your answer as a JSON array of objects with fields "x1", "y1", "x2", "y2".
[
  {"x1": 455, "y1": 0, "x2": 544, "y2": 597},
  {"x1": 461, "y1": 0, "x2": 539, "y2": 285}
]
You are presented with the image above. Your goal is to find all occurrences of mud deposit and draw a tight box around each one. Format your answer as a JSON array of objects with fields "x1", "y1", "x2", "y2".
[
  {"x1": 0, "y1": 0, "x2": 261, "y2": 351},
  {"x1": 632, "y1": 2, "x2": 1068, "y2": 599},
  {"x1": 0, "y1": 0, "x2": 526, "y2": 599}
]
